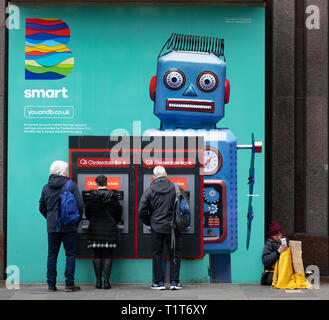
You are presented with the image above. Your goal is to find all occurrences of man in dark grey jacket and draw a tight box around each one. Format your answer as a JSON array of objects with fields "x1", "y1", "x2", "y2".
[
  {"x1": 39, "y1": 160, "x2": 83, "y2": 292},
  {"x1": 138, "y1": 166, "x2": 182, "y2": 290}
]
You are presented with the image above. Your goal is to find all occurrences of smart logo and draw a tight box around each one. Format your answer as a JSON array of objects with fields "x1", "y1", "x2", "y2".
[{"x1": 25, "y1": 18, "x2": 74, "y2": 80}]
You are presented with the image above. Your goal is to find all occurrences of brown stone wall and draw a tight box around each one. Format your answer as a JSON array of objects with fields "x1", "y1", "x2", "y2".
[
  {"x1": 271, "y1": 0, "x2": 328, "y2": 275},
  {"x1": 271, "y1": 0, "x2": 296, "y2": 236},
  {"x1": 305, "y1": 0, "x2": 328, "y2": 237}
]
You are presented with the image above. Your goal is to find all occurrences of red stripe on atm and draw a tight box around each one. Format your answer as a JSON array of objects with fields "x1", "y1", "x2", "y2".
[
  {"x1": 69, "y1": 149, "x2": 72, "y2": 179},
  {"x1": 76, "y1": 256, "x2": 141, "y2": 259},
  {"x1": 200, "y1": 176, "x2": 204, "y2": 257},
  {"x1": 136, "y1": 256, "x2": 203, "y2": 259},
  {"x1": 135, "y1": 163, "x2": 138, "y2": 258}
]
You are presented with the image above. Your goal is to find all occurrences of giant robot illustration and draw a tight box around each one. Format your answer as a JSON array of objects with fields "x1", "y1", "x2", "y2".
[{"x1": 146, "y1": 33, "x2": 262, "y2": 282}]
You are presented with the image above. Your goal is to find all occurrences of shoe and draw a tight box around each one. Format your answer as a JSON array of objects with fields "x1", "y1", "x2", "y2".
[
  {"x1": 151, "y1": 282, "x2": 166, "y2": 290},
  {"x1": 170, "y1": 281, "x2": 182, "y2": 290},
  {"x1": 102, "y1": 259, "x2": 112, "y2": 290},
  {"x1": 64, "y1": 285, "x2": 81, "y2": 292},
  {"x1": 92, "y1": 258, "x2": 102, "y2": 289},
  {"x1": 48, "y1": 286, "x2": 57, "y2": 292}
]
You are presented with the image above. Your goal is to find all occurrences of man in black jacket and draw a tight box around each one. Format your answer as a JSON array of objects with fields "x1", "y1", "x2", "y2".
[
  {"x1": 138, "y1": 166, "x2": 182, "y2": 290},
  {"x1": 39, "y1": 160, "x2": 84, "y2": 292}
]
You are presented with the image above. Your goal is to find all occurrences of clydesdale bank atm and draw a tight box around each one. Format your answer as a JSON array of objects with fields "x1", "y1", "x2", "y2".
[{"x1": 69, "y1": 136, "x2": 204, "y2": 259}]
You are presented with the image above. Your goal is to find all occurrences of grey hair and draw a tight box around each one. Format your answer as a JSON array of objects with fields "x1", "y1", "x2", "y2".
[
  {"x1": 49, "y1": 160, "x2": 68, "y2": 176},
  {"x1": 153, "y1": 165, "x2": 167, "y2": 178}
]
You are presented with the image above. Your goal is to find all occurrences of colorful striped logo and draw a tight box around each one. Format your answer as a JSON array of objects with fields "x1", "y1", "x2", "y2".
[{"x1": 25, "y1": 18, "x2": 74, "y2": 80}]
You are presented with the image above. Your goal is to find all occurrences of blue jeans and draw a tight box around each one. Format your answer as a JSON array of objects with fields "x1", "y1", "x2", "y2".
[{"x1": 47, "y1": 232, "x2": 77, "y2": 287}]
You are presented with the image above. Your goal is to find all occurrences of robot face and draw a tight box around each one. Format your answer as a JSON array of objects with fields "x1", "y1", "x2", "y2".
[
  {"x1": 152, "y1": 50, "x2": 228, "y2": 128},
  {"x1": 164, "y1": 69, "x2": 218, "y2": 113}
]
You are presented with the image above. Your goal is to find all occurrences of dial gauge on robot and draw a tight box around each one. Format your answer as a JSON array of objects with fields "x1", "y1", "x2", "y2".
[{"x1": 203, "y1": 147, "x2": 222, "y2": 176}]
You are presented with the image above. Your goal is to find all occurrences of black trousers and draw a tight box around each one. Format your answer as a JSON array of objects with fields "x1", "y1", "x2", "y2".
[
  {"x1": 151, "y1": 230, "x2": 181, "y2": 284},
  {"x1": 93, "y1": 248, "x2": 113, "y2": 259},
  {"x1": 261, "y1": 271, "x2": 273, "y2": 286}
]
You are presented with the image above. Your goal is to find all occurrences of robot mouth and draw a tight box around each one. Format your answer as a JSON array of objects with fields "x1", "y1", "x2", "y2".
[{"x1": 166, "y1": 99, "x2": 214, "y2": 113}]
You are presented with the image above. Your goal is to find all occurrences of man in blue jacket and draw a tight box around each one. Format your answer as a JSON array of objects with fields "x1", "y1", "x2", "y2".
[{"x1": 39, "y1": 160, "x2": 84, "y2": 292}]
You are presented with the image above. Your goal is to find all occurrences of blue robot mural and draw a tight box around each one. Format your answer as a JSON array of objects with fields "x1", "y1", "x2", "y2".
[
  {"x1": 147, "y1": 33, "x2": 262, "y2": 282},
  {"x1": 149, "y1": 34, "x2": 230, "y2": 130}
]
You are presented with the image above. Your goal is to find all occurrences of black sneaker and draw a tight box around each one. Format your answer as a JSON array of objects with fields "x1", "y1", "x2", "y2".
[
  {"x1": 170, "y1": 281, "x2": 182, "y2": 290},
  {"x1": 150, "y1": 282, "x2": 166, "y2": 290}
]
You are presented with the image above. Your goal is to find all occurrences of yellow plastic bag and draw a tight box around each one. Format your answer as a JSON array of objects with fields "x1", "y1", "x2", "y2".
[{"x1": 271, "y1": 248, "x2": 311, "y2": 289}]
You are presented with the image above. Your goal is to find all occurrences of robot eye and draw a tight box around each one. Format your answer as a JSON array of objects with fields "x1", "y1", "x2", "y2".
[
  {"x1": 197, "y1": 72, "x2": 218, "y2": 92},
  {"x1": 164, "y1": 69, "x2": 185, "y2": 90}
]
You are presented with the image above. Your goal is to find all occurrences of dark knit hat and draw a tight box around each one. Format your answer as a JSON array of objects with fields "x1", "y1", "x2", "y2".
[{"x1": 268, "y1": 220, "x2": 282, "y2": 236}]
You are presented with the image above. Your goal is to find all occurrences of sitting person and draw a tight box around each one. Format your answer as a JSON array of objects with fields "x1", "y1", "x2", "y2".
[
  {"x1": 261, "y1": 220, "x2": 310, "y2": 289},
  {"x1": 261, "y1": 220, "x2": 289, "y2": 286}
]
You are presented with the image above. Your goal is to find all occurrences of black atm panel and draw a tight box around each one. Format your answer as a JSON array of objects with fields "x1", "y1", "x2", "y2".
[
  {"x1": 136, "y1": 137, "x2": 204, "y2": 259},
  {"x1": 69, "y1": 136, "x2": 204, "y2": 260},
  {"x1": 69, "y1": 136, "x2": 136, "y2": 258}
]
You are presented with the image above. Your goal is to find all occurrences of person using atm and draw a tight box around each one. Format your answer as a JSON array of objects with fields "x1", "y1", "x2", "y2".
[
  {"x1": 138, "y1": 166, "x2": 183, "y2": 290},
  {"x1": 85, "y1": 175, "x2": 122, "y2": 289}
]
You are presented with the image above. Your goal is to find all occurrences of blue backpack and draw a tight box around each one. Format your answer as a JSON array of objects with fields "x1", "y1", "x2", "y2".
[
  {"x1": 56, "y1": 180, "x2": 80, "y2": 232},
  {"x1": 171, "y1": 183, "x2": 191, "y2": 264},
  {"x1": 173, "y1": 183, "x2": 191, "y2": 232}
]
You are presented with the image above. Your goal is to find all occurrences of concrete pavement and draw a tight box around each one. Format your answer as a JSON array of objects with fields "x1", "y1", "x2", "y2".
[{"x1": 1, "y1": 279, "x2": 329, "y2": 300}]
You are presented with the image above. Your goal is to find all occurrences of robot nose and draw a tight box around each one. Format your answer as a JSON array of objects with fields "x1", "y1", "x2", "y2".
[{"x1": 183, "y1": 84, "x2": 198, "y2": 97}]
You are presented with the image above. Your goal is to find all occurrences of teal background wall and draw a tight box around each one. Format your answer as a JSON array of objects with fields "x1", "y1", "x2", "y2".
[{"x1": 8, "y1": 6, "x2": 265, "y2": 283}]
